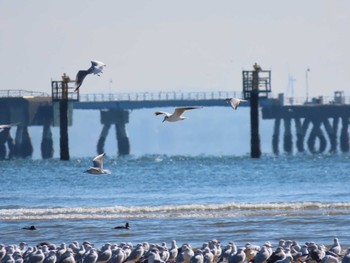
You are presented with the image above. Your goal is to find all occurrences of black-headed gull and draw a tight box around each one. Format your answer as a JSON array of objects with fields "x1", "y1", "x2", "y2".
[
  {"x1": 155, "y1": 106, "x2": 202, "y2": 122},
  {"x1": 225, "y1": 98, "x2": 248, "y2": 110},
  {"x1": 74, "y1": 60, "x2": 106, "y2": 92},
  {"x1": 84, "y1": 152, "x2": 111, "y2": 174}
]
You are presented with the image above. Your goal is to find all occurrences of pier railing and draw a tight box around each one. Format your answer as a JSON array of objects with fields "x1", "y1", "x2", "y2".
[
  {"x1": 1, "y1": 89, "x2": 349, "y2": 106},
  {"x1": 0, "y1": 89, "x2": 50, "y2": 98},
  {"x1": 78, "y1": 91, "x2": 242, "y2": 102},
  {"x1": 284, "y1": 96, "x2": 350, "y2": 105}
]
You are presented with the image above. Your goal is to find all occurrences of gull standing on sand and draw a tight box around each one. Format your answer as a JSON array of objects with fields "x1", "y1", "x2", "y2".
[
  {"x1": 155, "y1": 107, "x2": 202, "y2": 123},
  {"x1": 74, "y1": 60, "x2": 106, "y2": 92},
  {"x1": 84, "y1": 153, "x2": 111, "y2": 174},
  {"x1": 225, "y1": 98, "x2": 248, "y2": 110}
]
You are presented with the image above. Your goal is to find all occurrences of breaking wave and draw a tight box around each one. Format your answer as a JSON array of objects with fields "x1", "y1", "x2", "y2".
[{"x1": 1, "y1": 202, "x2": 350, "y2": 220}]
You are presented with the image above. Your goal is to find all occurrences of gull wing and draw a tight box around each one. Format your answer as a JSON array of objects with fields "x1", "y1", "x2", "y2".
[
  {"x1": 91, "y1": 60, "x2": 106, "y2": 67},
  {"x1": 92, "y1": 153, "x2": 106, "y2": 169},
  {"x1": 173, "y1": 106, "x2": 202, "y2": 117},
  {"x1": 155, "y1": 111, "x2": 170, "y2": 117},
  {"x1": 227, "y1": 98, "x2": 248, "y2": 110},
  {"x1": 74, "y1": 70, "x2": 89, "y2": 92}
]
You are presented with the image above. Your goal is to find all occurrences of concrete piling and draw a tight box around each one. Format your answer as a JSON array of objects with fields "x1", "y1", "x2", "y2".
[
  {"x1": 41, "y1": 122, "x2": 54, "y2": 159},
  {"x1": 100, "y1": 109, "x2": 130, "y2": 156},
  {"x1": 283, "y1": 118, "x2": 293, "y2": 154},
  {"x1": 97, "y1": 123, "x2": 111, "y2": 154},
  {"x1": 272, "y1": 118, "x2": 280, "y2": 154}
]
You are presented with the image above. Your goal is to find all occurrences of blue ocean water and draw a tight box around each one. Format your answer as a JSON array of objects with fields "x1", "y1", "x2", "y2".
[{"x1": 1, "y1": 154, "x2": 349, "y2": 248}]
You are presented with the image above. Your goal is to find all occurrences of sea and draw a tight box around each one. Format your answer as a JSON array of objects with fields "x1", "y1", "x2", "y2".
[{"x1": 1, "y1": 154, "x2": 350, "y2": 249}]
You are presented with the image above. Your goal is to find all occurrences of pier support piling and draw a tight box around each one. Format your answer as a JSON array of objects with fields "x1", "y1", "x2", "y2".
[
  {"x1": 15, "y1": 125, "x2": 33, "y2": 158},
  {"x1": 340, "y1": 117, "x2": 349, "y2": 153},
  {"x1": 294, "y1": 118, "x2": 305, "y2": 152},
  {"x1": 97, "y1": 123, "x2": 111, "y2": 154},
  {"x1": 41, "y1": 122, "x2": 54, "y2": 159},
  {"x1": 323, "y1": 118, "x2": 337, "y2": 153},
  {"x1": 0, "y1": 129, "x2": 8, "y2": 159},
  {"x1": 272, "y1": 118, "x2": 281, "y2": 154},
  {"x1": 307, "y1": 119, "x2": 327, "y2": 154},
  {"x1": 100, "y1": 109, "x2": 130, "y2": 156},
  {"x1": 115, "y1": 122, "x2": 130, "y2": 156},
  {"x1": 283, "y1": 118, "x2": 293, "y2": 154},
  {"x1": 59, "y1": 100, "x2": 70, "y2": 160},
  {"x1": 250, "y1": 89, "x2": 261, "y2": 158}
]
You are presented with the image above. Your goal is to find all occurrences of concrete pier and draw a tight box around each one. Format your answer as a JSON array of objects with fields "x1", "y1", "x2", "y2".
[
  {"x1": 97, "y1": 124, "x2": 111, "y2": 154},
  {"x1": 262, "y1": 103, "x2": 350, "y2": 154},
  {"x1": 41, "y1": 121, "x2": 54, "y2": 159},
  {"x1": 0, "y1": 128, "x2": 15, "y2": 159},
  {"x1": 272, "y1": 118, "x2": 280, "y2": 154},
  {"x1": 100, "y1": 109, "x2": 130, "y2": 156},
  {"x1": 283, "y1": 118, "x2": 292, "y2": 154},
  {"x1": 15, "y1": 125, "x2": 33, "y2": 158},
  {"x1": 340, "y1": 116, "x2": 349, "y2": 152}
]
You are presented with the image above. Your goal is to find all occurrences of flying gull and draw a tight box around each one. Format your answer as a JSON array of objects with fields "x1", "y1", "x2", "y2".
[
  {"x1": 84, "y1": 152, "x2": 111, "y2": 174},
  {"x1": 225, "y1": 98, "x2": 248, "y2": 110},
  {"x1": 74, "y1": 60, "x2": 106, "y2": 92},
  {"x1": 154, "y1": 106, "x2": 202, "y2": 122}
]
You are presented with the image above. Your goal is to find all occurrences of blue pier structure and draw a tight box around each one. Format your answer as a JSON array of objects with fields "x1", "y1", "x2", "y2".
[{"x1": 0, "y1": 83, "x2": 349, "y2": 159}]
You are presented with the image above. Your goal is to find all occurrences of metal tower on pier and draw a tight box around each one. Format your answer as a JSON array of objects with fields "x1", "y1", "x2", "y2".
[{"x1": 242, "y1": 63, "x2": 271, "y2": 158}]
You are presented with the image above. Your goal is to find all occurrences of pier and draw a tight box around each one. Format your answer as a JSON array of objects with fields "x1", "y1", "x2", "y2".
[
  {"x1": 0, "y1": 88, "x2": 349, "y2": 159},
  {"x1": 263, "y1": 92, "x2": 350, "y2": 154}
]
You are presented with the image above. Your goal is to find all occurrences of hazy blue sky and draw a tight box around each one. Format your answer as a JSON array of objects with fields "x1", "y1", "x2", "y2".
[{"x1": 1, "y1": 1, "x2": 349, "y2": 100}]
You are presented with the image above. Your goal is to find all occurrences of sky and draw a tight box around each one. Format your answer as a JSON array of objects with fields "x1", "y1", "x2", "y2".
[{"x1": 1, "y1": 0, "x2": 349, "y2": 100}]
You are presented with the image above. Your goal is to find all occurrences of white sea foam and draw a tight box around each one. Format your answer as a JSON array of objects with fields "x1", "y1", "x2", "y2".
[{"x1": 1, "y1": 202, "x2": 349, "y2": 220}]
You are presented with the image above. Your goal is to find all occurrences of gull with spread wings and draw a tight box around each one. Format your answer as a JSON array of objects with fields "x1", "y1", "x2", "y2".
[
  {"x1": 74, "y1": 60, "x2": 106, "y2": 92},
  {"x1": 225, "y1": 98, "x2": 248, "y2": 110},
  {"x1": 154, "y1": 106, "x2": 202, "y2": 122},
  {"x1": 84, "y1": 152, "x2": 111, "y2": 174}
]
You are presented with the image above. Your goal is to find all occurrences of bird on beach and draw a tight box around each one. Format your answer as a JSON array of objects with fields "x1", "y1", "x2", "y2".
[
  {"x1": 74, "y1": 60, "x2": 106, "y2": 92},
  {"x1": 225, "y1": 98, "x2": 248, "y2": 110},
  {"x1": 84, "y1": 153, "x2": 111, "y2": 174},
  {"x1": 154, "y1": 106, "x2": 202, "y2": 123}
]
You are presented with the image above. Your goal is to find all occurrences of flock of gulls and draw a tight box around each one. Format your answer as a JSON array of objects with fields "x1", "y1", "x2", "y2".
[
  {"x1": 0, "y1": 238, "x2": 350, "y2": 263},
  {"x1": 0, "y1": 60, "x2": 248, "y2": 175},
  {"x1": 74, "y1": 61, "x2": 247, "y2": 174}
]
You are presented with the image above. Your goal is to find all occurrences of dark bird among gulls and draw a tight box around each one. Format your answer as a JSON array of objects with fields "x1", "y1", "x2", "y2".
[
  {"x1": 74, "y1": 60, "x2": 106, "y2": 92},
  {"x1": 22, "y1": 225, "x2": 37, "y2": 230},
  {"x1": 114, "y1": 222, "x2": 130, "y2": 229}
]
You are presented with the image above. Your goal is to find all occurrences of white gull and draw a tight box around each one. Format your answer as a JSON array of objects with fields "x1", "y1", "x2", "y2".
[
  {"x1": 155, "y1": 106, "x2": 202, "y2": 123},
  {"x1": 84, "y1": 153, "x2": 111, "y2": 174},
  {"x1": 74, "y1": 60, "x2": 106, "y2": 92},
  {"x1": 225, "y1": 98, "x2": 248, "y2": 110}
]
